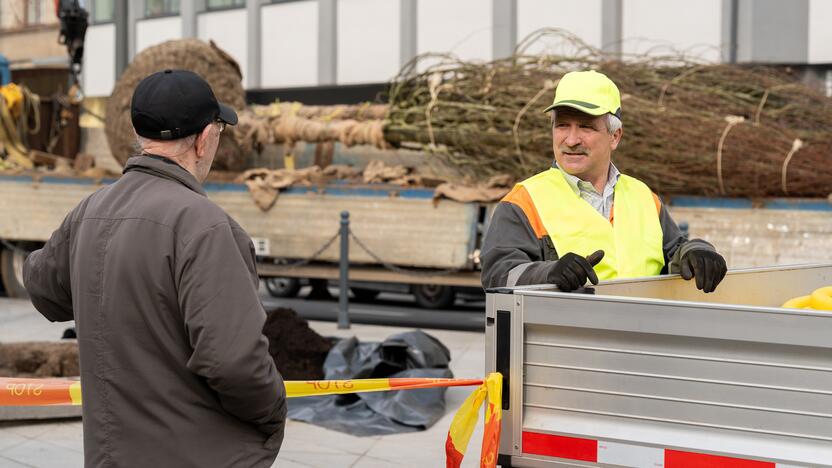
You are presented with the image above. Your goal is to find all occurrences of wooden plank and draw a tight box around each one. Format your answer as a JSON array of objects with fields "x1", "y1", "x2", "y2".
[
  {"x1": 210, "y1": 190, "x2": 478, "y2": 269},
  {"x1": 0, "y1": 178, "x2": 480, "y2": 269},
  {"x1": 0, "y1": 178, "x2": 100, "y2": 241},
  {"x1": 668, "y1": 206, "x2": 832, "y2": 268}
]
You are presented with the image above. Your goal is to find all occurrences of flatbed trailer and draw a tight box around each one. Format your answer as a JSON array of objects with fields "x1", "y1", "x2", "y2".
[
  {"x1": 486, "y1": 264, "x2": 832, "y2": 467},
  {"x1": 0, "y1": 173, "x2": 484, "y2": 304}
]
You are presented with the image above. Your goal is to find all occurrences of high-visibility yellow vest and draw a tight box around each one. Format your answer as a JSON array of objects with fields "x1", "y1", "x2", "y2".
[{"x1": 518, "y1": 168, "x2": 664, "y2": 280}]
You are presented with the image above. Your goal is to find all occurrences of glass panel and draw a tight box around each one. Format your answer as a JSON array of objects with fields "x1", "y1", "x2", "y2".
[
  {"x1": 145, "y1": 0, "x2": 180, "y2": 17},
  {"x1": 92, "y1": 0, "x2": 114, "y2": 22},
  {"x1": 26, "y1": 0, "x2": 37, "y2": 23},
  {"x1": 206, "y1": 0, "x2": 245, "y2": 9}
]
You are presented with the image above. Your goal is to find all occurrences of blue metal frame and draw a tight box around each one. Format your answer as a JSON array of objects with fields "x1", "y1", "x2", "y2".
[{"x1": 6, "y1": 175, "x2": 832, "y2": 209}]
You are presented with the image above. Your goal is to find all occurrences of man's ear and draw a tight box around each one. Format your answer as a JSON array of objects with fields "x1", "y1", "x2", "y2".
[
  {"x1": 195, "y1": 124, "x2": 213, "y2": 159},
  {"x1": 610, "y1": 127, "x2": 623, "y2": 151}
]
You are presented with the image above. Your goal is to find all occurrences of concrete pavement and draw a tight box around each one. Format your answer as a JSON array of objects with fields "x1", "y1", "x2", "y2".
[{"x1": 0, "y1": 298, "x2": 487, "y2": 467}]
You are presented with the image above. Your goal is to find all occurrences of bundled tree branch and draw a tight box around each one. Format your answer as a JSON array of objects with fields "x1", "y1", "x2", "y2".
[{"x1": 382, "y1": 29, "x2": 832, "y2": 198}]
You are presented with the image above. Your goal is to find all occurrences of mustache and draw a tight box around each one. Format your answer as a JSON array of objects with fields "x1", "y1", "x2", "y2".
[{"x1": 559, "y1": 145, "x2": 589, "y2": 155}]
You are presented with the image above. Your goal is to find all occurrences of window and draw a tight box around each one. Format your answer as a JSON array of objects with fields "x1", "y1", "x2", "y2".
[
  {"x1": 27, "y1": 0, "x2": 55, "y2": 25},
  {"x1": 92, "y1": 0, "x2": 114, "y2": 23},
  {"x1": 0, "y1": 0, "x2": 58, "y2": 30},
  {"x1": 145, "y1": 0, "x2": 180, "y2": 17},
  {"x1": 206, "y1": 0, "x2": 245, "y2": 9}
]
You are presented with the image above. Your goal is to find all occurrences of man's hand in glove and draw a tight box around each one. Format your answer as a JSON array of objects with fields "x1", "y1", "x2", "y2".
[
  {"x1": 547, "y1": 250, "x2": 605, "y2": 292},
  {"x1": 680, "y1": 249, "x2": 727, "y2": 293}
]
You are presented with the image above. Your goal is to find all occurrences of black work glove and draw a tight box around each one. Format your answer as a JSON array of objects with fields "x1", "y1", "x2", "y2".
[
  {"x1": 680, "y1": 249, "x2": 727, "y2": 293},
  {"x1": 547, "y1": 250, "x2": 605, "y2": 292}
]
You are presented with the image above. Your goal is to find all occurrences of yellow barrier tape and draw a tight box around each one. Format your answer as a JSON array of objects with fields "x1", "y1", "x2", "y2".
[
  {"x1": 2, "y1": 373, "x2": 504, "y2": 467},
  {"x1": 0, "y1": 377, "x2": 485, "y2": 406},
  {"x1": 446, "y1": 372, "x2": 502, "y2": 468}
]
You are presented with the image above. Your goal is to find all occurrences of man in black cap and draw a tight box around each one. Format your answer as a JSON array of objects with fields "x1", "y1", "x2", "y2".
[{"x1": 23, "y1": 70, "x2": 287, "y2": 467}]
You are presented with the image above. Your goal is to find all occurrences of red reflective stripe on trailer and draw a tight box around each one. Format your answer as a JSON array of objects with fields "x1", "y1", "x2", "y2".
[
  {"x1": 665, "y1": 450, "x2": 776, "y2": 468},
  {"x1": 522, "y1": 432, "x2": 598, "y2": 462},
  {"x1": 521, "y1": 432, "x2": 784, "y2": 467}
]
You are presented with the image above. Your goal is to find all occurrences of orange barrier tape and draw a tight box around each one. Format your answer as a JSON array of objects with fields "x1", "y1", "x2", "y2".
[
  {"x1": 3, "y1": 374, "x2": 503, "y2": 468},
  {"x1": 446, "y1": 373, "x2": 502, "y2": 468},
  {"x1": 1, "y1": 377, "x2": 484, "y2": 406},
  {"x1": 286, "y1": 377, "x2": 484, "y2": 398},
  {"x1": 1, "y1": 378, "x2": 82, "y2": 406}
]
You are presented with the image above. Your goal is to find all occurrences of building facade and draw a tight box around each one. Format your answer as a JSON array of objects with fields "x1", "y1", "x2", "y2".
[{"x1": 2, "y1": 0, "x2": 831, "y2": 98}]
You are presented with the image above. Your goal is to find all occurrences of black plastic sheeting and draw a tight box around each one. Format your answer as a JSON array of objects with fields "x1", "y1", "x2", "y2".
[{"x1": 287, "y1": 330, "x2": 454, "y2": 436}]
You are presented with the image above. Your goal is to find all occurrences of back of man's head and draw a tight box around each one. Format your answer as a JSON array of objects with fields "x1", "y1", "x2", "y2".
[{"x1": 131, "y1": 69, "x2": 237, "y2": 142}]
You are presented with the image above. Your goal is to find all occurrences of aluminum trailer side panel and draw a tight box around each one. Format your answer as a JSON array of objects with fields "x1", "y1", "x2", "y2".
[
  {"x1": 487, "y1": 265, "x2": 832, "y2": 467},
  {"x1": 0, "y1": 176, "x2": 478, "y2": 269}
]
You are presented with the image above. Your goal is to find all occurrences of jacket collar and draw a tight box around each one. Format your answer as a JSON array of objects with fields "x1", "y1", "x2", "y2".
[{"x1": 123, "y1": 154, "x2": 206, "y2": 196}]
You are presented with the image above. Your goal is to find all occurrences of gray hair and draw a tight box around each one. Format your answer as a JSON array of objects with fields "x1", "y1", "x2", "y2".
[
  {"x1": 135, "y1": 134, "x2": 197, "y2": 155},
  {"x1": 550, "y1": 110, "x2": 623, "y2": 135},
  {"x1": 605, "y1": 114, "x2": 622, "y2": 134}
]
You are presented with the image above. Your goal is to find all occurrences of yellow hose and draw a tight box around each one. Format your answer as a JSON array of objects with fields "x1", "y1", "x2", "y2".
[
  {"x1": 810, "y1": 287, "x2": 832, "y2": 311},
  {"x1": 781, "y1": 287, "x2": 832, "y2": 311},
  {"x1": 782, "y1": 295, "x2": 811, "y2": 309}
]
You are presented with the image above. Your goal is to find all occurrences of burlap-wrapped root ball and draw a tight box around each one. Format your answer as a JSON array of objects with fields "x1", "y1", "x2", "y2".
[{"x1": 105, "y1": 39, "x2": 249, "y2": 171}]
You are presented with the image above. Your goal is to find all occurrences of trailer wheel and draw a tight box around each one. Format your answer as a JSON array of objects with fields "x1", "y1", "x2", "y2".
[
  {"x1": 351, "y1": 287, "x2": 380, "y2": 302},
  {"x1": 1, "y1": 245, "x2": 30, "y2": 299},
  {"x1": 264, "y1": 277, "x2": 301, "y2": 298},
  {"x1": 412, "y1": 284, "x2": 455, "y2": 309}
]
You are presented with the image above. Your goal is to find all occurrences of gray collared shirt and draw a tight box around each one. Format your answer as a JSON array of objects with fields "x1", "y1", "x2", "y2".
[{"x1": 556, "y1": 162, "x2": 620, "y2": 220}]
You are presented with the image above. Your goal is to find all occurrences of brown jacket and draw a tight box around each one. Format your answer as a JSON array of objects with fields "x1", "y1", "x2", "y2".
[{"x1": 23, "y1": 155, "x2": 286, "y2": 468}]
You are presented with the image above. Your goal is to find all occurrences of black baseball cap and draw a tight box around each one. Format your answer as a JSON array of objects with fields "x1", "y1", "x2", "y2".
[{"x1": 131, "y1": 69, "x2": 238, "y2": 140}]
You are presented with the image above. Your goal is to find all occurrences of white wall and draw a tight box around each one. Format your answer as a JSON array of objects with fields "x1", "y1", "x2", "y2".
[
  {"x1": 809, "y1": 0, "x2": 832, "y2": 63},
  {"x1": 516, "y1": 0, "x2": 603, "y2": 54},
  {"x1": 136, "y1": 16, "x2": 183, "y2": 54},
  {"x1": 417, "y1": 0, "x2": 492, "y2": 62},
  {"x1": 337, "y1": 0, "x2": 400, "y2": 84},
  {"x1": 83, "y1": 24, "x2": 116, "y2": 97},
  {"x1": 622, "y1": 0, "x2": 723, "y2": 62},
  {"x1": 261, "y1": 1, "x2": 319, "y2": 88},
  {"x1": 198, "y1": 9, "x2": 248, "y2": 86}
]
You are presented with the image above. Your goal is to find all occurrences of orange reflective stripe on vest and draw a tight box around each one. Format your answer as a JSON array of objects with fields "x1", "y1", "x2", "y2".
[{"x1": 518, "y1": 168, "x2": 664, "y2": 280}]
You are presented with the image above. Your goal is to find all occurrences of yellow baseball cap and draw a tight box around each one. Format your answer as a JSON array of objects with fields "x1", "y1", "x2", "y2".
[{"x1": 542, "y1": 70, "x2": 621, "y2": 118}]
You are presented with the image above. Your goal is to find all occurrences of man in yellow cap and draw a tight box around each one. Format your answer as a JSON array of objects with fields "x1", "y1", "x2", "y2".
[{"x1": 481, "y1": 70, "x2": 727, "y2": 293}]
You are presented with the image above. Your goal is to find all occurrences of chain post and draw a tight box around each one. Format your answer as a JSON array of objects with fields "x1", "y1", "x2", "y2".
[{"x1": 338, "y1": 211, "x2": 351, "y2": 329}]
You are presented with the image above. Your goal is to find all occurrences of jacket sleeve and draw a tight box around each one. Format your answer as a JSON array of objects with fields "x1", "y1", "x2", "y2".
[
  {"x1": 659, "y1": 203, "x2": 718, "y2": 273},
  {"x1": 177, "y1": 221, "x2": 286, "y2": 438},
  {"x1": 480, "y1": 201, "x2": 556, "y2": 289},
  {"x1": 23, "y1": 215, "x2": 74, "y2": 322}
]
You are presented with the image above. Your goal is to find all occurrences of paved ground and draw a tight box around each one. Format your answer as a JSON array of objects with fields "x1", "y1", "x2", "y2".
[{"x1": 0, "y1": 298, "x2": 487, "y2": 467}]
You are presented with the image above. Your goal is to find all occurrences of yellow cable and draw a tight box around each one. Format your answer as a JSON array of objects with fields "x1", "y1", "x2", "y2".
[{"x1": 810, "y1": 287, "x2": 832, "y2": 311}]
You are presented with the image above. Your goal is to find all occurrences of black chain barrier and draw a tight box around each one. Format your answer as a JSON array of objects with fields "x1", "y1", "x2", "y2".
[{"x1": 348, "y1": 228, "x2": 464, "y2": 278}]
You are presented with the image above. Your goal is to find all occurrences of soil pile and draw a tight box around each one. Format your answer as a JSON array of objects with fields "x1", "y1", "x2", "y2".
[
  {"x1": 263, "y1": 307, "x2": 333, "y2": 380},
  {"x1": 0, "y1": 342, "x2": 79, "y2": 378},
  {"x1": 0, "y1": 308, "x2": 331, "y2": 381}
]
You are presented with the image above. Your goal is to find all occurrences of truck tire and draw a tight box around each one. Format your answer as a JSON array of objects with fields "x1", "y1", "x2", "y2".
[
  {"x1": 412, "y1": 284, "x2": 456, "y2": 309},
  {"x1": 351, "y1": 287, "x2": 380, "y2": 302},
  {"x1": 1, "y1": 246, "x2": 30, "y2": 299},
  {"x1": 264, "y1": 277, "x2": 302, "y2": 298}
]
